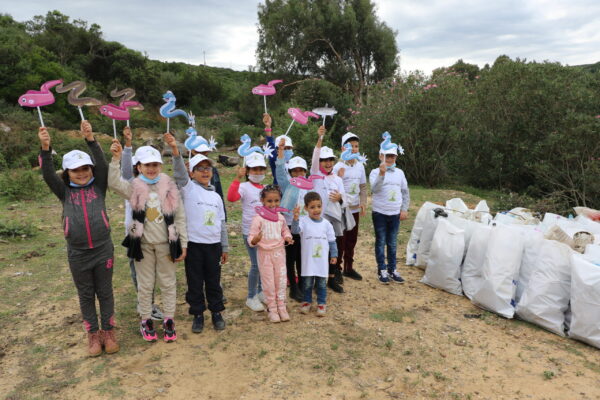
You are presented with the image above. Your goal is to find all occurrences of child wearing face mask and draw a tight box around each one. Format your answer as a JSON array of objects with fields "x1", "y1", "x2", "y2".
[
  {"x1": 247, "y1": 185, "x2": 294, "y2": 322},
  {"x1": 38, "y1": 122, "x2": 118, "y2": 357},
  {"x1": 109, "y1": 140, "x2": 188, "y2": 344},
  {"x1": 310, "y1": 126, "x2": 346, "y2": 293},
  {"x1": 262, "y1": 113, "x2": 294, "y2": 185},
  {"x1": 227, "y1": 152, "x2": 268, "y2": 312}
]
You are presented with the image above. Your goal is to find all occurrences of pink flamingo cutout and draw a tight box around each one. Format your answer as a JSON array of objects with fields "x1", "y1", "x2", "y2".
[
  {"x1": 18, "y1": 79, "x2": 63, "y2": 127},
  {"x1": 99, "y1": 101, "x2": 143, "y2": 138},
  {"x1": 255, "y1": 206, "x2": 289, "y2": 222},
  {"x1": 289, "y1": 175, "x2": 324, "y2": 190},
  {"x1": 252, "y1": 79, "x2": 282, "y2": 113},
  {"x1": 284, "y1": 107, "x2": 320, "y2": 136}
]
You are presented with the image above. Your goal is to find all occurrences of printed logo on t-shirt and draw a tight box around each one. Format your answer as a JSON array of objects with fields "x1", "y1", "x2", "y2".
[
  {"x1": 146, "y1": 192, "x2": 164, "y2": 223},
  {"x1": 204, "y1": 210, "x2": 216, "y2": 226},
  {"x1": 349, "y1": 183, "x2": 358, "y2": 195},
  {"x1": 388, "y1": 190, "x2": 397, "y2": 202},
  {"x1": 312, "y1": 243, "x2": 323, "y2": 258}
]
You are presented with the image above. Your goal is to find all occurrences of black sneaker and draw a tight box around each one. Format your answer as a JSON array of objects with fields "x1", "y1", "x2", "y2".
[
  {"x1": 192, "y1": 314, "x2": 204, "y2": 334},
  {"x1": 211, "y1": 312, "x2": 226, "y2": 331},
  {"x1": 390, "y1": 270, "x2": 405, "y2": 284},
  {"x1": 328, "y1": 277, "x2": 344, "y2": 293},
  {"x1": 343, "y1": 269, "x2": 363, "y2": 281},
  {"x1": 334, "y1": 268, "x2": 344, "y2": 285}
]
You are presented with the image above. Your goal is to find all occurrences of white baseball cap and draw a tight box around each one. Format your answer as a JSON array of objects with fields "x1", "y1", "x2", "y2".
[
  {"x1": 379, "y1": 147, "x2": 398, "y2": 156},
  {"x1": 287, "y1": 156, "x2": 307, "y2": 171},
  {"x1": 341, "y1": 132, "x2": 359, "y2": 145},
  {"x1": 275, "y1": 135, "x2": 293, "y2": 148},
  {"x1": 245, "y1": 152, "x2": 267, "y2": 168},
  {"x1": 62, "y1": 150, "x2": 93, "y2": 170},
  {"x1": 319, "y1": 146, "x2": 337, "y2": 159},
  {"x1": 189, "y1": 154, "x2": 214, "y2": 172},
  {"x1": 193, "y1": 143, "x2": 212, "y2": 153},
  {"x1": 134, "y1": 146, "x2": 163, "y2": 164}
]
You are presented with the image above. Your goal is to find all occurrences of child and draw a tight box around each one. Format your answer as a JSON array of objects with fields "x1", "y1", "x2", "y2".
[
  {"x1": 275, "y1": 137, "x2": 308, "y2": 302},
  {"x1": 263, "y1": 113, "x2": 294, "y2": 185},
  {"x1": 109, "y1": 141, "x2": 188, "y2": 342},
  {"x1": 333, "y1": 132, "x2": 367, "y2": 281},
  {"x1": 166, "y1": 133, "x2": 227, "y2": 333},
  {"x1": 292, "y1": 192, "x2": 338, "y2": 316},
  {"x1": 310, "y1": 126, "x2": 346, "y2": 293},
  {"x1": 120, "y1": 128, "x2": 163, "y2": 320},
  {"x1": 191, "y1": 143, "x2": 226, "y2": 216},
  {"x1": 38, "y1": 122, "x2": 118, "y2": 357},
  {"x1": 247, "y1": 185, "x2": 294, "y2": 322},
  {"x1": 227, "y1": 152, "x2": 268, "y2": 311},
  {"x1": 368, "y1": 146, "x2": 410, "y2": 284}
]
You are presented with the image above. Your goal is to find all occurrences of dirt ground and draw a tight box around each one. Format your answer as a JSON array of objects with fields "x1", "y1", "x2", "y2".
[{"x1": 2, "y1": 183, "x2": 600, "y2": 400}]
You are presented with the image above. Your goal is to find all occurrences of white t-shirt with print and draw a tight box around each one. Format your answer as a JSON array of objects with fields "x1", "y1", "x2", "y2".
[
  {"x1": 239, "y1": 182, "x2": 263, "y2": 236},
  {"x1": 312, "y1": 173, "x2": 345, "y2": 219},
  {"x1": 333, "y1": 161, "x2": 366, "y2": 212},
  {"x1": 298, "y1": 216, "x2": 336, "y2": 278},
  {"x1": 180, "y1": 180, "x2": 225, "y2": 244},
  {"x1": 369, "y1": 168, "x2": 408, "y2": 216}
]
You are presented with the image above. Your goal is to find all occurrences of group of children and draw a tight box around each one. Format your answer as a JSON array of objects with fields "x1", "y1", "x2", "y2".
[{"x1": 39, "y1": 114, "x2": 410, "y2": 356}]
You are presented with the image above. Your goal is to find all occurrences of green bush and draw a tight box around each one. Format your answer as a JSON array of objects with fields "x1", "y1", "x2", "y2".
[
  {"x1": 0, "y1": 169, "x2": 50, "y2": 201},
  {"x1": 0, "y1": 219, "x2": 37, "y2": 238}
]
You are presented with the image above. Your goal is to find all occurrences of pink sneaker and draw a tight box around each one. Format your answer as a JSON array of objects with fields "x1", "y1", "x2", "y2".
[
  {"x1": 140, "y1": 319, "x2": 158, "y2": 342},
  {"x1": 268, "y1": 310, "x2": 281, "y2": 323},
  {"x1": 163, "y1": 318, "x2": 177, "y2": 342},
  {"x1": 278, "y1": 306, "x2": 290, "y2": 322}
]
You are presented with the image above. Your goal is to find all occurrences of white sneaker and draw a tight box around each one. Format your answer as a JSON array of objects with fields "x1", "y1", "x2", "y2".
[
  {"x1": 257, "y1": 291, "x2": 267, "y2": 304},
  {"x1": 316, "y1": 304, "x2": 326, "y2": 317},
  {"x1": 246, "y1": 296, "x2": 265, "y2": 312}
]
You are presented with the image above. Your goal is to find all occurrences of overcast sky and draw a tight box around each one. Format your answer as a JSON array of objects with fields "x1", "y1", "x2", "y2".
[{"x1": 4, "y1": 0, "x2": 600, "y2": 75}]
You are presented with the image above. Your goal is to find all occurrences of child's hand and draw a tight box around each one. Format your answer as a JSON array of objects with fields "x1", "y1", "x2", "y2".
[
  {"x1": 123, "y1": 126, "x2": 132, "y2": 147},
  {"x1": 221, "y1": 252, "x2": 228, "y2": 264},
  {"x1": 379, "y1": 162, "x2": 387, "y2": 176},
  {"x1": 81, "y1": 120, "x2": 93, "y2": 141},
  {"x1": 164, "y1": 133, "x2": 177, "y2": 149},
  {"x1": 360, "y1": 204, "x2": 366, "y2": 216},
  {"x1": 236, "y1": 166, "x2": 247, "y2": 180},
  {"x1": 330, "y1": 257, "x2": 337, "y2": 264},
  {"x1": 317, "y1": 125, "x2": 326, "y2": 137},
  {"x1": 110, "y1": 139, "x2": 123, "y2": 160},
  {"x1": 329, "y1": 191, "x2": 342, "y2": 203},
  {"x1": 400, "y1": 211, "x2": 408, "y2": 221},
  {"x1": 263, "y1": 113, "x2": 272, "y2": 129},
  {"x1": 293, "y1": 205, "x2": 301, "y2": 220},
  {"x1": 285, "y1": 236, "x2": 294, "y2": 245},
  {"x1": 250, "y1": 231, "x2": 263, "y2": 246},
  {"x1": 38, "y1": 127, "x2": 50, "y2": 151},
  {"x1": 174, "y1": 248, "x2": 187, "y2": 262},
  {"x1": 337, "y1": 167, "x2": 345, "y2": 178}
]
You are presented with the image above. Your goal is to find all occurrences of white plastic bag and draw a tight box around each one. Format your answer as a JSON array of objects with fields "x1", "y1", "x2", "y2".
[
  {"x1": 446, "y1": 198, "x2": 469, "y2": 214},
  {"x1": 515, "y1": 240, "x2": 572, "y2": 336},
  {"x1": 461, "y1": 224, "x2": 492, "y2": 300},
  {"x1": 415, "y1": 208, "x2": 445, "y2": 267},
  {"x1": 420, "y1": 218, "x2": 465, "y2": 295},
  {"x1": 569, "y1": 254, "x2": 600, "y2": 348},
  {"x1": 448, "y1": 214, "x2": 479, "y2": 257},
  {"x1": 471, "y1": 224, "x2": 525, "y2": 318},
  {"x1": 515, "y1": 229, "x2": 544, "y2": 304},
  {"x1": 406, "y1": 202, "x2": 439, "y2": 266}
]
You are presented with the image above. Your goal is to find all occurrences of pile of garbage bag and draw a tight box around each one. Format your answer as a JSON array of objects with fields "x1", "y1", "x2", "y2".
[{"x1": 407, "y1": 198, "x2": 600, "y2": 348}]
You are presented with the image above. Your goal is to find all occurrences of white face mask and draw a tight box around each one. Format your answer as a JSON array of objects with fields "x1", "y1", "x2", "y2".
[{"x1": 248, "y1": 174, "x2": 265, "y2": 183}]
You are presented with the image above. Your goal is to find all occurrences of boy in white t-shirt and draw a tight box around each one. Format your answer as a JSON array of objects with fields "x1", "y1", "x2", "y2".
[
  {"x1": 166, "y1": 134, "x2": 228, "y2": 333},
  {"x1": 332, "y1": 132, "x2": 367, "y2": 281},
  {"x1": 292, "y1": 192, "x2": 338, "y2": 316},
  {"x1": 368, "y1": 146, "x2": 410, "y2": 284}
]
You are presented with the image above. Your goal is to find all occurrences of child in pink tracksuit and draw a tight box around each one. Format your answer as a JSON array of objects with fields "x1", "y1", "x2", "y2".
[{"x1": 248, "y1": 185, "x2": 294, "y2": 323}]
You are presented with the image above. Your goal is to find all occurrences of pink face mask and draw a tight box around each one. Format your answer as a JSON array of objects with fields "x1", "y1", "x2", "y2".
[{"x1": 319, "y1": 166, "x2": 331, "y2": 175}]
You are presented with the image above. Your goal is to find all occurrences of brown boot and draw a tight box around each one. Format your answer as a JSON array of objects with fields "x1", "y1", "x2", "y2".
[
  {"x1": 101, "y1": 329, "x2": 120, "y2": 354},
  {"x1": 88, "y1": 331, "x2": 102, "y2": 357}
]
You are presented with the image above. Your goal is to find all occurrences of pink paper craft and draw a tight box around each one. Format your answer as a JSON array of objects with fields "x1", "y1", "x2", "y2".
[
  {"x1": 251, "y1": 80, "x2": 283, "y2": 96},
  {"x1": 289, "y1": 175, "x2": 324, "y2": 190},
  {"x1": 18, "y1": 80, "x2": 63, "y2": 107},
  {"x1": 99, "y1": 104, "x2": 132, "y2": 121},
  {"x1": 288, "y1": 108, "x2": 319, "y2": 125},
  {"x1": 255, "y1": 206, "x2": 289, "y2": 222}
]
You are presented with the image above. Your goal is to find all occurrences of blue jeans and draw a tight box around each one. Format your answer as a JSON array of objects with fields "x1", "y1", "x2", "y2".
[
  {"x1": 303, "y1": 276, "x2": 327, "y2": 305},
  {"x1": 243, "y1": 234, "x2": 262, "y2": 299},
  {"x1": 372, "y1": 211, "x2": 400, "y2": 272}
]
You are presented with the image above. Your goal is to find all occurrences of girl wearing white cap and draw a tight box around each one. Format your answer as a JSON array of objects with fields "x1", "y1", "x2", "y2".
[
  {"x1": 38, "y1": 122, "x2": 118, "y2": 357},
  {"x1": 227, "y1": 152, "x2": 268, "y2": 312},
  {"x1": 310, "y1": 126, "x2": 346, "y2": 293},
  {"x1": 109, "y1": 140, "x2": 188, "y2": 343},
  {"x1": 275, "y1": 137, "x2": 308, "y2": 302},
  {"x1": 262, "y1": 113, "x2": 294, "y2": 185}
]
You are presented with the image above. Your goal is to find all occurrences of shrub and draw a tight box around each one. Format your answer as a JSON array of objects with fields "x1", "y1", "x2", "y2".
[
  {"x1": 0, "y1": 219, "x2": 36, "y2": 238},
  {"x1": 0, "y1": 169, "x2": 49, "y2": 201}
]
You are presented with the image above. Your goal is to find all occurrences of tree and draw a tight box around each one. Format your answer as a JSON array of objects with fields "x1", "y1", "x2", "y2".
[{"x1": 256, "y1": 0, "x2": 398, "y2": 104}]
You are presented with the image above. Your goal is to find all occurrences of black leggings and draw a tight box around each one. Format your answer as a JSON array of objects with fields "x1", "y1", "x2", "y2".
[{"x1": 285, "y1": 232, "x2": 302, "y2": 286}]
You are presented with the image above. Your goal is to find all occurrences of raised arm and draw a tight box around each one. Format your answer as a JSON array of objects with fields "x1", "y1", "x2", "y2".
[
  {"x1": 310, "y1": 125, "x2": 326, "y2": 175},
  {"x1": 263, "y1": 113, "x2": 277, "y2": 184},
  {"x1": 38, "y1": 127, "x2": 66, "y2": 201},
  {"x1": 81, "y1": 121, "x2": 108, "y2": 194},
  {"x1": 121, "y1": 126, "x2": 133, "y2": 181},
  {"x1": 164, "y1": 133, "x2": 189, "y2": 188},
  {"x1": 108, "y1": 139, "x2": 132, "y2": 199}
]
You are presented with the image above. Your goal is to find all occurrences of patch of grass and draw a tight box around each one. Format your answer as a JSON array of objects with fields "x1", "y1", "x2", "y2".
[
  {"x1": 371, "y1": 309, "x2": 416, "y2": 323},
  {"x1": 330, "y1": 343, "x2": 339, "y2": 351},
  {"x1": 0, "y1": 219, "x2": 37, "y2": 238},
  {"x1": 258, "y1": 349, "x2": 268, "y2": 358},
  {"x1": 385, "y1": 339, "x2": 393, "y2": 350},
  {"x1": 93, "y1": 378, "x2": 125, "y2": 397},
  {"x1": 433, "y1": 371, "x2": 448, "y2": 382},
  {"x1": 583, "y1": 360, "x2": 600, "y2": 375},
  {"x1": 543, "y1": 370, "x2": 555, "y2": 380}
]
